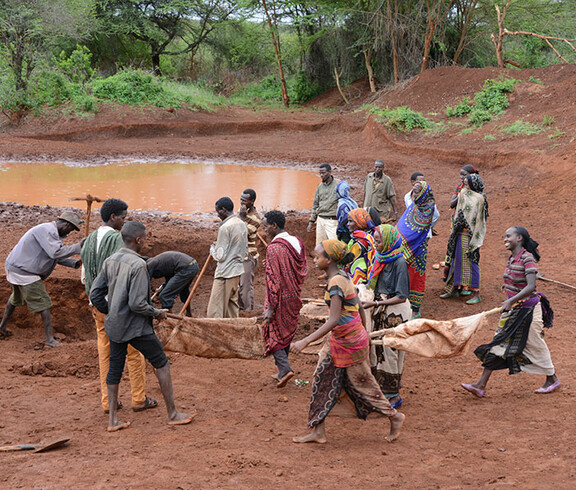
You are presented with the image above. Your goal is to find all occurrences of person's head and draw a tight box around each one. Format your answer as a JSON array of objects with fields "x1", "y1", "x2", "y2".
[
  {"x1": 374, "y1": 224, "x2": 401, "y2": 254},
  {"x1": 56, "y1": 211, "x2": 82, "y2": 237},
  {"x1": 319, "y1": 163, "x2": 332, "y2": 183},
  {"x1": 336, "y1": 180, "x2": 351, "y2": 199},
  {"x1": 504, "y1": 226, "x2": 540, "y2": 261},
  {"x1": 365, "y1": 207, "x2": 382, "y2": 226},
  {"x1": 240, "y1": 188, "x2": 256, "y2": 209},
  {"x1": 100, "y1": 198, "x2": 128, "y2": 231},
  {"x1": 410, "y1": 172, "x2": 424, "y2": 185},
  {"x1": 263, "y1": 210, "x2": 285, "y2": 239},
  {"x1": 215, "y1": 197, "x2": 234, "y2": 221},
  {"x1": 374, "y1": 159, "x2": 385, "y2": 177},
  {"x1": 121, "y1": 221, "x2": 146, "y2": 253},
  {"x1": 314, "y1": 239, "x2": 353, "y2": 271},
  {"x1": 465, "y1": 174, "x2": 485, "y2": 193},
  {"x1": 347, "y1": 208, "x2": 374, "y2": 232},
  {"x1": 460, "y1": 164, "x2": 478, "y2": 182}
]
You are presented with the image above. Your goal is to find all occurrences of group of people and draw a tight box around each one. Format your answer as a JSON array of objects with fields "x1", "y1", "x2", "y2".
[{"x1": 0, "y1": 158, "x2": 561, "y2": 442}]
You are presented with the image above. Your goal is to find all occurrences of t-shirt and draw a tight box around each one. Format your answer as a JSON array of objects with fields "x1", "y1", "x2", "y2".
[
  {"x1": 374, "y1": 255, "x2": 410, "y2": 299},
  {"x1": 147, "y1": 251, "x2": 196, "y2": 279},
  {"x1": 503, "y1": 248, "x2": 538, "y2": 299}
]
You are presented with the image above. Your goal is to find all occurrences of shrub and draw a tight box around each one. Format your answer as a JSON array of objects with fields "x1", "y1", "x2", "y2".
[
  {"x1": 446, "y1": 97, "x2": 473, "y2": 117},
  {"x1": 474, "y1": 78, "x2": 518, "y2": 115},
  {"x1": 468, "y1": 109, "x2": 493, "y2": 127},
  {"x1": 368, "y1": 106, "x2": 431, "y2": 131},
  {"x1": 529, "y1": 76, "x2": 543, "y2": 85},
  {"x1": 542, "y1": 115, "x2": 554, "y2": 126},
  {"x1": 73, "y1": 94, "x2": 99, "y2": 113},
  {"x1": 500, "y1": 120, "x2": 543, "y2": 136},
  {"x1": 292, "y1": 71, "x2": 322, "y2": 104},
  {"x1": 55, "y1": 45, "x2": 94, "y2": 85},
  {"x1": 90, "y1": 70, "x2": 165, "y2": 105}
]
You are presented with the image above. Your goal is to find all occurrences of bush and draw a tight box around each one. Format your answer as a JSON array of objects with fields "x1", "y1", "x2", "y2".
[
  {"x1": 468, "y1": 108, "x2": 493, "y2": 127},
  {"x1": 55, "y1": 45, "x2": 94, "y2": 85},
  {"x1": 90, "y1": 70, "x2": 166, "y2": 105},
  {"x1": 32, "y1": 70, "x2": 82, "y2": 106},
  {"x1": 73, "y1": 94, "x2": 99, "y2": 113},
  {"x1": 446, "y1": 97, "x2": 473, "y2": 117},
  {"x1": 368, "y1": 106, "x2": 432, "y2": 131},
  {"x1": 474, "y1": 78, "x2": 518, "y2": 115},
  {"x1": 292, "y1": 71, "x2": 322, "y2": 104}
]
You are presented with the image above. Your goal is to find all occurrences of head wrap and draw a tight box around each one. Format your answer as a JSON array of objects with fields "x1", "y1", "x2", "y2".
[
  {"x1": 514, "y1": 226, "x2": 540, "y2": 262},
  {"x1": 321, "y1": 239, "x2": 348, "y2": 262},
  {"x1": 348, "y1": 208, "x2": 375, "y2": 231},
  {"x1": 367, "y1": 225, "x2": 403, "y2": 285},
  {"x1": 466, "y1": 174, "x2": 489, "y2": 219},
  {"x1": 336, "y1": 181, "x2": 358, "y2": 233},
  {"x1": 462, "y1": 164, "x2": 479, "y2": 174}
]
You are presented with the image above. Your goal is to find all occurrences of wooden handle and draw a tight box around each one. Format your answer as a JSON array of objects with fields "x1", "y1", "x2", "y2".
[
  {"x1": 537, "y1": 275, "x2": 576, "y2": 291},
  {"x1": 257, "y1": 233, "x2": 268, "y2": 247},
  {"x1": 178, "y1": 255, "x2": 211, "y2": 316},
  {"x1": 166, "y1": 312, "x2": 183, "y2": 320},
  {"x1": 84, "y1": 201, "x2": 92, "y2": 238},
  {"x1": 0, "y1": 444, "x2": 35, "y2": 452}
]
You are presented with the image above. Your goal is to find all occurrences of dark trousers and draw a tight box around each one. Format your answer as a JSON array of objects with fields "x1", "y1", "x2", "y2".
[
  {"x1": 273, "y1": 346, "x2": 292, "y2": 378},
  {"x1": 159, "y1": 263, "x2": 199, "y2": 309},
  {"x1": 107, "y1": 333, "x2": 169, "y2": 385}
]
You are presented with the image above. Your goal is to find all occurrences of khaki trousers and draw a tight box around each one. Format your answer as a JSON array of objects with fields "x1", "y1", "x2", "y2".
[
  {"x1": 315, "y1": 217, "x2": 338, "y2": 245},
  {"x1": 92, "y1": 307, "x2": 147, "y2": 410},
  {"x1": 239, "y1": 255, "x2": 257, "y2": 311},
  {"x1": 206, "y1": 276, "x2": 240, "y2": 318}
]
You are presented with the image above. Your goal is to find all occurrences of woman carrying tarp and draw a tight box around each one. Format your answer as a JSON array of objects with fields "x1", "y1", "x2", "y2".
[
  {"x1": 335, "y1": 181, "x2": 358, "y2": 244},
  {"x1": 361, "y1": 224, "x2": 411, "y2": 409},
  {"x1": 441, "y1": 174, "x2": 488, "y2": 305},
  {"x1": 396, "y1": 181, "x2": 435, "y2": 318},
  {"x1": 344, "y1": 208, "x2": 376, "y2": 285},
  {"x1": 462, "y1": 226, "x2": 560, "y2": 397},
  {"x1": 291, "y1": 239, "x2": 405, "y2": 444}
]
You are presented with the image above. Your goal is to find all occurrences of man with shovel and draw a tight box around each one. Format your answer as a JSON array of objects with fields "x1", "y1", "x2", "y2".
[
  {"x1": 81, "y1": 198, "x2": 156, "y2": 414},
  {"x1": 0, "y1": 211, "x2": 84, "y2": 347}
]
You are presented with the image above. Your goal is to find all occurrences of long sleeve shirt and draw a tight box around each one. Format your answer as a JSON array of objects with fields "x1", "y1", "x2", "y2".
[
  {"x1": 147, "y1": 251, "x2": 196, "y2": 279},
  {"x1": 90, "y1": 248, "x2": 162, "y2": 343},
  {"x1": 210, "y1": 215, "x2": 248, "y2": 279},
  {"x1": 310, "y1": 177, "x2": 340, "y2": 223},
  {"x1": 5, "y1": 221, "x2": 81, "y2": 282}
]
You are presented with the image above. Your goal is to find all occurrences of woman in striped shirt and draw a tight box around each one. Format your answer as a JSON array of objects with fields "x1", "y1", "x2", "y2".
[{"x1": 462, "y1": 226, "x2": 560, "y2": 398}]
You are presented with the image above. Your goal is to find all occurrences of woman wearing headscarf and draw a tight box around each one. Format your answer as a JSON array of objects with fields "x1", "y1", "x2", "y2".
[
  {"x1": 462, "y1": 226, "x2": 560, "y2": 398},
  {"x1": 442, "y1": 173, "x2": 488, "y2": 304},
  {"x1": 362, "y1": 224, "x2": 411, "y2": 408},
  {"x1": 345, "y1": 208, "x2": 376, "y2": 285},
  {"x1": 335, "y1": 181, "x2": 358, "y2": 244},
  {"x1": 291, "y1": 239, "x2": 405, "y2": 444},
  {"x1": 450, "y1": 164, "x2": 479, "y2": 214},
  {"x1": 396, "y1": 181, "x2": 435, "y2": 318}
]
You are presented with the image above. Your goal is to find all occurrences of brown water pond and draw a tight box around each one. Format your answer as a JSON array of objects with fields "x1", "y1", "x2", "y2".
[{"x1": 0, "y1": 160, "x2": 319, "y2": 215}]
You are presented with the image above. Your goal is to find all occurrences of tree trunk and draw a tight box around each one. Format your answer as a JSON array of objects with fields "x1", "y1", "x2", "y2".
[
  {"x1": 362, "y1": 46, "x2": 376, "y2": 92},
  {"x1": 261, "y1": 0, "x2": 289, "y2": 107},
  {"x1": 387, "y1": 0, "x2": 400, "y2": 84},
  {"x1": 421, "y1": 0, "x2": 454, "y2": 73},
  {"x1": 151, "y1": 43, "x2": 162, "y2": 76},
  {"x1": 491, "y1": 1, "x2": 512, "y2": 69}
]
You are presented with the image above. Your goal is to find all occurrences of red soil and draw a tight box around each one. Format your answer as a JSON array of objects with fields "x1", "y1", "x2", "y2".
[{"x1": 0, "y1": 64, "x2": 575, "y2": 487}]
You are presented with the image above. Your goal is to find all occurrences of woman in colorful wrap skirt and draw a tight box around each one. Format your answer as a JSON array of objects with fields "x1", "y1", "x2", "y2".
[
  {"x1": 291, "y1": 239, "x2": 405, "y2": 444},
  {"x1": 462, "y1": 226, "x2": 560, "y2": 397}
]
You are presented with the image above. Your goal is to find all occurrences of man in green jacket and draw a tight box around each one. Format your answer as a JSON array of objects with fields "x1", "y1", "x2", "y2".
[{"x1": 81, "y1": 199, "x2": 156, "y2": 414}]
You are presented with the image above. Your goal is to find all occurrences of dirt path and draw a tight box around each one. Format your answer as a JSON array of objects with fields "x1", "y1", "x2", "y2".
[{"x1": 0, "y1": 65, "x2": 575, "y2": 488}]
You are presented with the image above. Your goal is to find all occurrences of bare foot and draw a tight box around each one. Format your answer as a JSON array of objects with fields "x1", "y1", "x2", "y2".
[
  {"x1": 0, "y1": 329, "x2": 13, "y2": 340},
  {"x1": 45, "y1": 338, "x2": 60, "y2": 348},
  {"x1": 292, "y1": 432, "x2": 327, "y2": 444},
  {"x1": 167, "y1": 411, "x2": 197, "y2": 426},
  {"x1": 107, "y1": 421, "x2": 131, "y2": 432},
  {"x1": 385, "y1": 412, "x2": 405, "y2": 443}
]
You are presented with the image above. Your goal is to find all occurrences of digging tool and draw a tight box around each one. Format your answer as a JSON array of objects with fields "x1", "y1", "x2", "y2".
[
  {"x1": 177, "y1": 255, "x2": 212, "y2": 316},
  {"x1": 257, "y1": 233, "x2": 268, "y2": 247},
  {"x1": 0, "y1": 437, "x2": 70, "y2": 453},
  {"x1": 151, "y1": 283, "x2": 165, "y2": 301},
  {"x1": 537, "y1": 273, "x2": 576, "y2": 291},
  {"x1": 69, "y1": 194, "x2": 106, "y2": 237}
]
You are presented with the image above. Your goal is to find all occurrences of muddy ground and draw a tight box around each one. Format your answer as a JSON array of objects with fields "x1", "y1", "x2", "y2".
[{"x1": 0, "y1": 65, "x2": 575, "y2": 488}]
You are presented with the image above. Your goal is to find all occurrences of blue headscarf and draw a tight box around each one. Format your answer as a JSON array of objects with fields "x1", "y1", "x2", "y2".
[{"x1": 336, "y1": 181, "x2": 358, "y2": 232}]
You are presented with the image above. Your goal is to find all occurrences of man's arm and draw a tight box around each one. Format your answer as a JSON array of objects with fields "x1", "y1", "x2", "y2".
[
  {"x1": 128, "y1": 266, "x2": 162, "y2": 317},
  {"x1": 37, "y1": 227, "x2": 82, "y2": 260},
  {"x1": 210, "y1": 226, "x2": 230, "y2": 262},
  {"x1": 90, "y1": 269, "x2": 110, "y2": 314},
  {"x1": 362, "y1": 176, "x2": 369, "y2": 207},
  {"x1": 390, "y1": 195, "x2": 398, "y2": 220}
]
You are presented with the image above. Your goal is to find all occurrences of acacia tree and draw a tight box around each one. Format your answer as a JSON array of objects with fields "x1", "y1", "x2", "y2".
[{"x1": 96, "y1": 0, "x2": 237, "y2": 75}]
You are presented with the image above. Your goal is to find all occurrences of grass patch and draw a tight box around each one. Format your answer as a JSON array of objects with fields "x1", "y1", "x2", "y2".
[
  {"x1": 542, "y1": 115, "x2": 554, "y2": 126},
  {"x1": 499, "y1": 120, "x2": 543, "y2": 136},
  {"x1": 548, "y1": 129, "x2": 565, "y2": 140},
  {"x1": 446, "y1": 97, "x2": 473, "y2": 117},
  {"x1": 529, "y1": 76, "x2": 543, "y2": 85},
  {"x1": 484, "y1": 134, "x2": 496, "y2": 140},
  {"x1": 468, "y1": 109, "x2": 493, "y2": 127},
  {"x1": 365, "y1": 105, "x2": 432, "y2": 131},
  {"x1": 459, "y1": 127, "x2": 477, "y2": 135}
]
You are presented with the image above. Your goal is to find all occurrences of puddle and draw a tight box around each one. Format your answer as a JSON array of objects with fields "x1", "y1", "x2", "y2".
[{"x1": 0, "y1": 160, "x2": 319, "y2": 216}]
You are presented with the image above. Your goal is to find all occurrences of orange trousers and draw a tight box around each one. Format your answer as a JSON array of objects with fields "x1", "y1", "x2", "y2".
[{"x1": 91, "y1": 307, "x2": 147, "y2": 410}]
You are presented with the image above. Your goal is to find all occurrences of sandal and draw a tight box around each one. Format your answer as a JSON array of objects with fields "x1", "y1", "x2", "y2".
[
  {"x1": 440, "y1": 292, "x2": 458, "y2": 299},
  {"x1": 466, "y1": 297, "x2": 482, "y2": 305},
  {"x1": 132, "y1": 395, "x2": 158, "y2": 412}
]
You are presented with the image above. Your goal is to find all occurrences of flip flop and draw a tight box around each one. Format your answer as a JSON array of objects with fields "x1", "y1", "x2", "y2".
[
  {"x1": 390, "y1": 396, "x2": 402, "y2": 409},
  {"x1": 466, "y1": 297, "x2": 482, "y2": 305},
  {"x1": 534, "y1": 380, "x2": 561, "y2": 394},
  {"x1": 440, "y1": 292, "x2": 458, "y2": 299},
  {"x1": 168, "y1": 412, "x2": 197, "y2": 426},
  {"x1": 461, "y1": 383, "x2": 485, "y2": 398},
  {"x1": 132, "y1": 395, "x2": 158, "y2": 412},
  {"x1": 277, "y1": 371, "x2": 294, "y2": 388},
  {"x1": 107, "y1": 421, "x2": 131, "y2": 432}
]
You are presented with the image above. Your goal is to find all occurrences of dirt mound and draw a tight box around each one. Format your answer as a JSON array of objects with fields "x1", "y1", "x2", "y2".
[{"x1": 305, "y1": 77, "x2": 373, "y2": 108}]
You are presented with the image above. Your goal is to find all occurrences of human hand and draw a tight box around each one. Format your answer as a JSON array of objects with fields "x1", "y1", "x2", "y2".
[
  {"x1": 307, "y1": 223, "x2": 313, "y2": 233},
  {"x1": 362, "y1": 300, "x2": 377, "y2": 309},
  {"x1": 79, "y1": 237, "x2": 87, "y2": 248},
  {"x1": 501, "y1": 299, "x2": 514, "y2": 312},
  {"x1": 155, "y1": 309, "x2": 169, "y2": 320},
  {"x1": 263, "y1": 307, "x2": 274, "y2": 323},
  {"x1": 291, "y1": 339, "x2": 308, "y2": 355}
]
